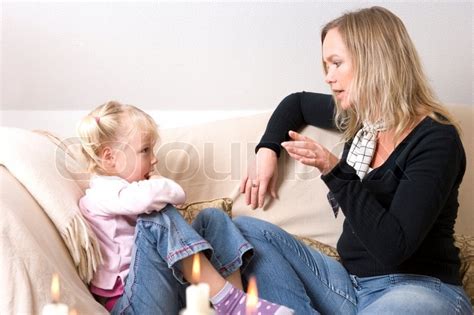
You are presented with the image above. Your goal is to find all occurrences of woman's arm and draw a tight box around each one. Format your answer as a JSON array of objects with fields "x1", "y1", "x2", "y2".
[
  {"x1": 241, "y1": 91, "x2": 335, "y2": 209},
  {"x1": 256, "y1": 92, "x2": 336, "y2": 157},
  {"x1": 321, "y1": 126, "x2": 465, "y2": 266}
]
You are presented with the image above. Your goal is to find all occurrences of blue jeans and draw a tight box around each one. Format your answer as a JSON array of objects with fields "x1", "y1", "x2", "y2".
[
  {"x1": 233, "y1": 216, "x2": 472, "y2": 315},
  {"x1": 111, "y1": 205, "x2": 253, "y2": 315}
]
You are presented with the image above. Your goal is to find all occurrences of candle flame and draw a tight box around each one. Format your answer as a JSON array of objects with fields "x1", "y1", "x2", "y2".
[
  {"x1": 191, "y1": 254, "x2": 200, "y2": 283},
  {"x1": 246, "y1": 276, "x2": 258, "y2": 315},
  {"x1": 51, "y1": 273, "x2": 60, "y2": 303}
]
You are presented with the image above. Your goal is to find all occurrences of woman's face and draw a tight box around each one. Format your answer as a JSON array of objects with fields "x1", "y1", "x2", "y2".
[{"x1": 322, "y1": 28, "x2": 354, "y2": 110}]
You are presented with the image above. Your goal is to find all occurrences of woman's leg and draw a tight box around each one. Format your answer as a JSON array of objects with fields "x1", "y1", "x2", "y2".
[
  {"x1": 234, "y1": 216, "x2": 357, "y2": 315},
  {"x1": 356, "y1": 274, "x2": 473, "y2": 315}
]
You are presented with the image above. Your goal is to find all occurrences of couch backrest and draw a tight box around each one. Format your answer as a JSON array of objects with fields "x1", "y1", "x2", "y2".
[
  {"x1": 450, "y1": 105, "x2": 473, "y2": 236},
  {"x1": 157, "y1": 105, "x2": 473, "y2": 247}
]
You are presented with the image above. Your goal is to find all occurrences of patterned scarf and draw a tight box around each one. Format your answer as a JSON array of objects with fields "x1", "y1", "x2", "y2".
[{"x1": 327, "y1": 121, "x2": 386, "y2": 217}]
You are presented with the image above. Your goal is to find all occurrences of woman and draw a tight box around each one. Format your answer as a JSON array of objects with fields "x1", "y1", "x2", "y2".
[{"x1": 237, "y1": 6, "x2": 472, "y2": 314}]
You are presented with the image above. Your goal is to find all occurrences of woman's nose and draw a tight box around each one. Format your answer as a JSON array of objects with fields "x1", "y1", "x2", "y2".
[{"x1": 325, "y1": 70, "x2": 336, "y2": 84}]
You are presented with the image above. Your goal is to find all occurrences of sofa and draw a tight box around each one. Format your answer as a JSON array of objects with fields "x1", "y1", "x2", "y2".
[{"x1": 0, "y1": 105, "x2": 473, "y2": 314}]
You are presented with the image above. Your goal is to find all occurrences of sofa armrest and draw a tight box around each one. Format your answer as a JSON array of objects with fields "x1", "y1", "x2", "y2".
[{"x1": 0, "y1": 166, "x2": 106, "y2": 314}]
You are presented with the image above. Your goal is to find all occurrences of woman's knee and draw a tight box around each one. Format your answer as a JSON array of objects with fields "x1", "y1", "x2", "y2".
[{"x1": 233, "y1": 216, "x2": 281, "y2": 236}]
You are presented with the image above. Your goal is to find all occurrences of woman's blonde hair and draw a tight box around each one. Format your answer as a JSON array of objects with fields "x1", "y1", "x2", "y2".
[
  {"x1": 76, "y1": 100, "x2": 158, "y2": 174},
  {"x1": 321, "y1": 6, "x2": 460, "y2": 142}
]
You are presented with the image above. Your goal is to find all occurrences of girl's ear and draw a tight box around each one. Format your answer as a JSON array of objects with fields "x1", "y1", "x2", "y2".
[{"x1": 101, "y1": 146, "x2": 116, "y2": 169}]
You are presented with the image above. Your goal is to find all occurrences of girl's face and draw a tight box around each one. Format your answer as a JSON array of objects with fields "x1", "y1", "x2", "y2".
[
  {"x1": 112, "y1": 129, "x2": 157, "y2": 183},
  {"x1": 322, "y1": 28, "x2": 354, "y2": 110}
]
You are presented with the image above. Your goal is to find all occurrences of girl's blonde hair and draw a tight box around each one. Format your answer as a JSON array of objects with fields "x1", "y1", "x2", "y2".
[
  {"x1": 321, "y1": 6, "x2": 460, "y2": 142},
  {"x1": 76, "y1": 100, "x2": 158, "y2": 174}
]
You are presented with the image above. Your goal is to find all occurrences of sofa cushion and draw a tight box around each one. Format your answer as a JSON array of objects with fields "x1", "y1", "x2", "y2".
[
  {"x1": 177, "y1": 197, "x2": 233, "y2": 223},
  {"x1": 455, "y1": 234, "x2": 474, "y2": 305}
]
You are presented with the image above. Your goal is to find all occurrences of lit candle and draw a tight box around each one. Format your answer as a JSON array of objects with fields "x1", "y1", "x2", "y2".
[
  {"x1": 246, "y1": 276, "x2": 258, "y2": 315},
  {"x1": 42, "y1": 273, "x2": 69, "y2": 315},
  {"x1": 180, "y1": 254, "x2": 215, "y2": 315}
]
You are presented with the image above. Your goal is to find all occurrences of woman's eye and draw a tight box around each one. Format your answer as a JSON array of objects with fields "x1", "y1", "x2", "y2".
[
  {"x1": 334, "y1": 62, "x2": 341, "y2": 67},
  {"x1": 142, "y1": 148, "x2": 149, "y2": 153}
]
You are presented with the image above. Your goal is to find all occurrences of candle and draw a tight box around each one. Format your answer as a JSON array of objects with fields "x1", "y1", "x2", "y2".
[
  {"x1": 246, "y1": 276, "x2": 258, "y2": 315},
  {"x1": 42, "y1": 274, "x2": 69, "y2": 315},
  {"x1": 180, "y1": 254, "x2": 215, "y2": 315}
]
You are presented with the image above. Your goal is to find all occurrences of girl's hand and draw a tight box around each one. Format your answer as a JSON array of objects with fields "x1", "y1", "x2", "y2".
[
  {"x1": 240, "y1": 148, "x2": 279, "y2": 209},
  {"x1": 147, "y1": 170, "x2": 162, "y2": 180},
  {"x1": 281, "y1": 130, "x2": 339, "y2": 175}
]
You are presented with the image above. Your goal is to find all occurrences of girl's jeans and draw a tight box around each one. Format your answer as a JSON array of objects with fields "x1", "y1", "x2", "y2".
[
  {"x1": 111, "y1": 205, "x2": 253, "y2": 315},
  {"x1": 233, "y1": 216, "x2": 473, "y2": 315}
]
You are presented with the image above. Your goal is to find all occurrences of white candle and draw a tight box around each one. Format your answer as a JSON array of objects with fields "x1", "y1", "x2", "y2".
[
  {"x1": 42, "y1": 274, "x2": 69, "y2": 315},
  {"x1": 181, "y1": 283, "x2": 214, "y2": 315},
  {"x1": 41, "y1": 303, "x2": 69, "y2": 315},
  {"x1": 180, "y1": 254, "x2": 214, "y2": 315}
]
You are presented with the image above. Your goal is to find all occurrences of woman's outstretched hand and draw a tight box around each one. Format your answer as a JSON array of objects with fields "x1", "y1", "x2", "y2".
[
  {"x1": 240, "y1": 148, "x2": 279, "y2": 209},
  {"x1": 281, "y1": 130, "x2": 339, "y2": 175}
]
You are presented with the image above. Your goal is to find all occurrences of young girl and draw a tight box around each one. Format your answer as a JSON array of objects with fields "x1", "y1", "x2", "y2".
[{"x1": 77, "y1": 101, "x2": 294, "y2": 314}]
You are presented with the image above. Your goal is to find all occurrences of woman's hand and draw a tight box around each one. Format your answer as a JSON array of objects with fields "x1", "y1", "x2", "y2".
[
  {"x1": 240, "y1": 148, "x2": 278, "y2": 209},
  {"x1": 281, "y1": 130, "x2": 339, "y2": 175}
]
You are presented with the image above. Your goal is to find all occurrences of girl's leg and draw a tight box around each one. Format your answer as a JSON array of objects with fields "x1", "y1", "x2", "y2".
[
  {"x1": 234, "y1": 216, "x2": 357, "y2": 315},
  {"x1": 112, "y1": 204, "x2": 213, "y2": 314},
  {"x1": 188, "y1": 208, "x2": 295, "y2": 314},
  {"x1": 190, "y1": 208, "x2": 255, "y2": 290},
  {"x1": 355, "y1": 274, "x2": 472, "y2": 315},
  {"x1": 113, "y1": 205, "x2": 292, "y2": 314}
]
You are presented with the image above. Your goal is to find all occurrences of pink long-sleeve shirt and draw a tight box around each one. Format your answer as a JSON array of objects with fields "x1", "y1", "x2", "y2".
[{"x1": 79, "y1": 175, "x2": 186, "y2": 290}]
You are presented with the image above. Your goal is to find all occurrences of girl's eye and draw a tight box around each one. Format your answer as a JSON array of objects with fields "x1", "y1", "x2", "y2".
[
  {"x1": 141, "y1": 147, "x2": 149, "y2": 153},
  {"x1": 334, "y1": 62, "x2": 341, "y2": 67}
]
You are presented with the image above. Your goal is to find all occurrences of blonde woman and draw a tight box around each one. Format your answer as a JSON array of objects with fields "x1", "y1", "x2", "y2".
[{"x1": 238, "y1": 6, "x2": 471, "y2": 314}]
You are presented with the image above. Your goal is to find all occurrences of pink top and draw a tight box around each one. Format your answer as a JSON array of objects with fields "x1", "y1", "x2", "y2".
[{"x1": 79, "y1": 175, "x2": 186, "y2": 291}]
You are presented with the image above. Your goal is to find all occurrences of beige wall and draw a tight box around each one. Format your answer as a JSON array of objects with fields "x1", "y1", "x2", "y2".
[{"x1": 1, "y1": 1, "x2": 472, "y2": 115}]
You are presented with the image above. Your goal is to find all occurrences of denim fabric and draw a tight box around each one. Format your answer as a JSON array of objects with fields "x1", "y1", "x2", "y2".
[
  {"x1": 111, "y1": 205, "x2": 253, "y2": 315},
  {"x1": 355, "y1": 274, "x2": 473, "y2": 315},
  {"x1": 233, "y1": 216, "x2": 472, "y2": 315}
]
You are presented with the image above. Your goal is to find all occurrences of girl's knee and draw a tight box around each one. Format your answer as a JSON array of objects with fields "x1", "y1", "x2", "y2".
[{"x1": 194, "y1": 208, "x2": 230, "y2": 225}]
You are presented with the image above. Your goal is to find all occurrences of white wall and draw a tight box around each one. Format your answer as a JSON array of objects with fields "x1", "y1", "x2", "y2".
[{"x1": 1, "y1": 1, "x2": 472, "y2": 133}]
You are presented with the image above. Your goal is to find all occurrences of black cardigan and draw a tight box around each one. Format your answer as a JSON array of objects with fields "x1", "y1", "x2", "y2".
[{"x1": 257, "y1": 92, "x2": 465, "y2": 285}]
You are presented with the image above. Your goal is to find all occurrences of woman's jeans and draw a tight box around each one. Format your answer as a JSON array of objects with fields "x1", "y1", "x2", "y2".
[
  {"x1": 233, "y1": 216, "x2": 473, "y2": 315},
  {"x1": 111, "y1": 205, "x2": 253, "y2": 315}
]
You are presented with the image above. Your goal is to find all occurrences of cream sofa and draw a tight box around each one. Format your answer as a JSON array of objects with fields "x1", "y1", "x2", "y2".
[{"x1": 0, "y1": 105, "x2": 472, "y2": 314}]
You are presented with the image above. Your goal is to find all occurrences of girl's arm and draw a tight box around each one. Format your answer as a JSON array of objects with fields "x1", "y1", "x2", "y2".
[{"x1": 86, "y1": 177, "x2": 186, "y2": 216}]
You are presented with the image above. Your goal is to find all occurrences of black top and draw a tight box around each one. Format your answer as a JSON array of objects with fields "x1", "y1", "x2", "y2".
[{"x1": 257, "y1": 91, "x2": 466, "y2": 285}]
